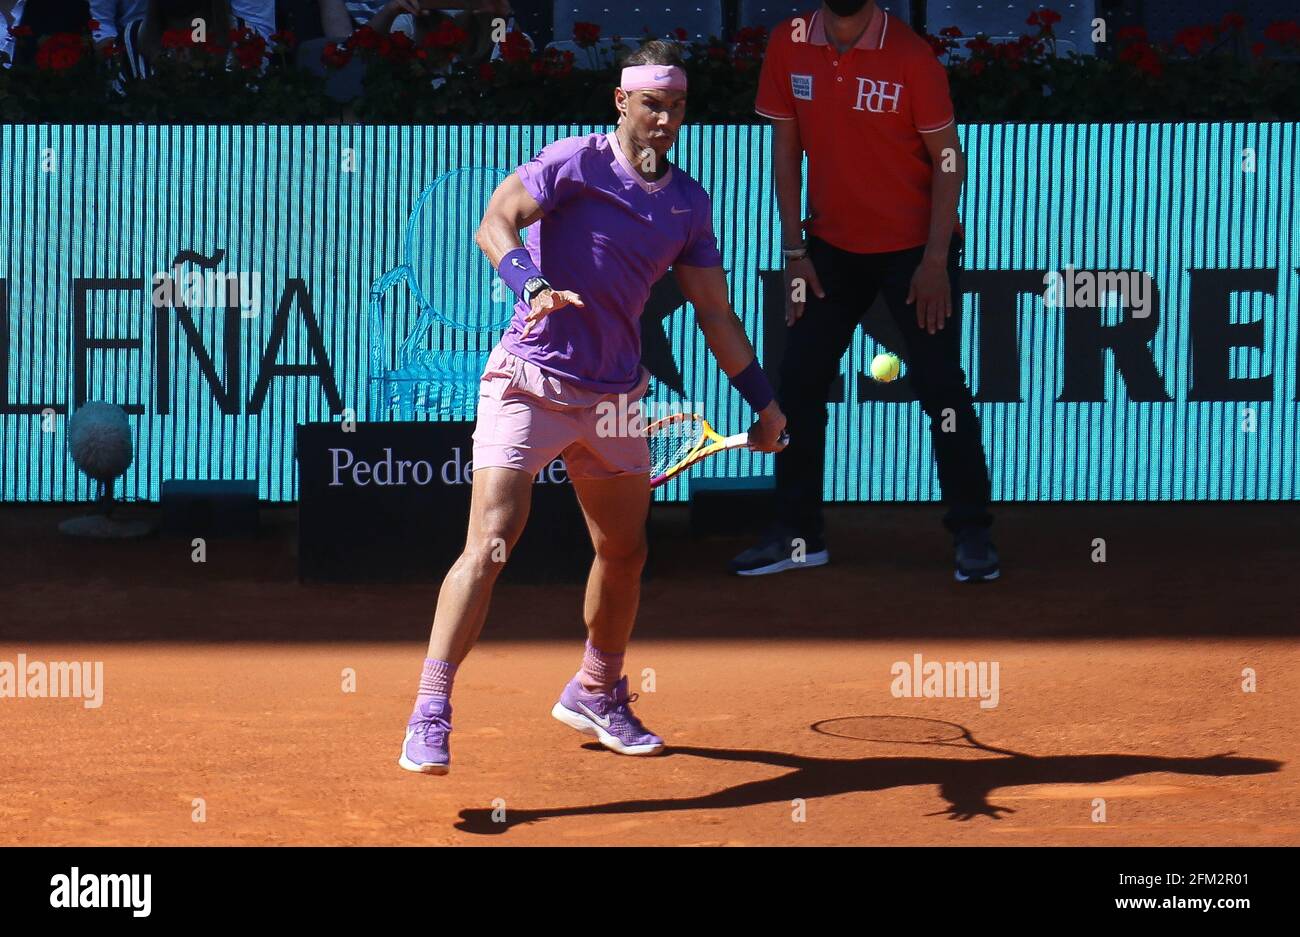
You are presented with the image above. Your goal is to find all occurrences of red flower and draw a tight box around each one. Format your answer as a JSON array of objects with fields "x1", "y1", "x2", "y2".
[
  {"x1": 87, "y1": 19, "x2": 100, "y2": 31},
  {"x1": 478, "y1": 61, "x2": 495, "y2": 81},
  {"x1": 233, "y1": 37, "x2": 265, "y2": 69},
  {"x1": 423, "y1": 19, "x2": 467, "y2": 51},
  {"x1": 270, "y1": 30, "x2": 297, "y2": 48},
  {"x1": 530, "y1": 59, "x2": 545, "y2": 75},
  {"x1": 706, "y1": 44, "x2": 727, "y2": 61},
  {"x1": 321, "y1": 42, "x2": 352, "y2": 68},
  {"x1": 1038, "y1": 9, "x2": 1062, "y2": 26},
  {"x1": 938, "y1": 26, "x2": 962, "y2": 38},
  {"x1": 348, "y1": 26, "x2": 380, "y2": 50},
  {"x1": 161, "y1": 28, "x2": 193, "y2": 49},
  {"x1": 968, "y1": 58, "x2": 985, "y2": 75},
  {"x1": 1250, "y1": 41, "x2": 1267, "y2": 58},
  {"x1": 498, "y1": 29, "x2": 531, "y2": 63},
  {"x1": 573, "y1": 21, "x2": 600, "y2": 47},
  {"x1": 383, "y1": 30, "x2": 415, "y2": 62},
  {"x1": 1173, "y1": 25, "x2": 1216, "y2": 56},
  {"x1": 11, "y1": 25, "x2": 33, "y2": 38},
  {"x1": 35, "y1": 33, "x2": 85, "y2": 71},
  {"x1": 965, "y1": 35, "x2": 993, "y2": 55},
  {"x1": 543, "y1": 48, "x2": 574, "y2": 78},
  {"x1": 1263, "y1": 20, "x2": 1300, "y2": 46},
  {"x1": 1220, "y1": 13, "x2": 1246, "y2": 32},
  {"x1": 1136, "y1": 48, "x2": 1163, "y2": 76},
  {"x1": 1115, "y1": 26, "x2": 1149, "y2": 44},
  {"x1": 673, "y1": 27, "x2": 688, "y2": 41},
  {"x1": 925, "y1": 34, "x2": 955, "y2": 56},
  {"x1": 1117, "y1": 30, "x2": 1163, "y2": 76}
]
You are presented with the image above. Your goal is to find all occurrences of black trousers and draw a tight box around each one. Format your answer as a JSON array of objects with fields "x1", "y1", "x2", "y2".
[{"x1": 774, "y1": 234, "x2": 993, "y2": 538}]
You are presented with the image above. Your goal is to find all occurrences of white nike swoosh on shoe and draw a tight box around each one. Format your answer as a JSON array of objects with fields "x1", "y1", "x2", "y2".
[{"x1": 575, "y1": 701, "x2": 612, "y2": 729}]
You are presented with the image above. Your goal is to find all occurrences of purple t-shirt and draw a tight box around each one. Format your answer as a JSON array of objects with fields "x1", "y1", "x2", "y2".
[{"x1": 500, "y1": 132, "x2": 723, "y2": 393}]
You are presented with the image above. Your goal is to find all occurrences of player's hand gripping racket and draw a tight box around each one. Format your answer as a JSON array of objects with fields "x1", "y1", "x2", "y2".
[{"x1": 646, "y1": 412, "x2": 789, "y2": 489}]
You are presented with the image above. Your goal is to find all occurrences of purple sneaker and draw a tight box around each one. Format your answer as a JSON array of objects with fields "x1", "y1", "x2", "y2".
[
  {"x1": 398, "y1": 697, "x2": 452, "y2": 775},
  {"x1": 551, "y1": 675, "x2": 664, "y2": 756}
]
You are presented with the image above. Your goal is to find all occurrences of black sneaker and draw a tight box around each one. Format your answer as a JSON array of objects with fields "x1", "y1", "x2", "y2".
[
  {"x1": 730, "y1": 530, "x2": 829, "y2": 577},
  {"x1": 954, "y1": 527, "x2": 1000, "y2": 582}
]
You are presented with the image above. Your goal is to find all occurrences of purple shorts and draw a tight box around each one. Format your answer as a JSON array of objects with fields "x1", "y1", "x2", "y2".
[{"x1": 471, "y1": 344, "x2": 651, "y2": 481}]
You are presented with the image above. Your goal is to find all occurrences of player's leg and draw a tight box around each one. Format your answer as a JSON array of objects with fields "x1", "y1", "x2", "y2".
[
  {"x1": 399, "y1": 466, "x2": 534, "y2": 775},
  {"x1": 731, "y1": 236, "x2": 873, "y2": 575},
  {"x1": 400, "y1": 346, "x2": 574, "y2": 774},
  {"x1": 879, "y1": 234, "x2": 997, "y2": 581},
  {"x1": 549, "y1": 400, "x2": 663, "y2": 755},
  {"x1": 571, "y1": 472, "x2": 650, "y2": 659},
  {"x1": 427, "y1": 466, "x2": 535, "y2": 664}
]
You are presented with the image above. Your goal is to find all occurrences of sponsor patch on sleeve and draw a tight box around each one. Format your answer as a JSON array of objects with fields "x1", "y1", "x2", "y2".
[{"x1": 791, "y1": 73, "x2": 813, "y2": 101}]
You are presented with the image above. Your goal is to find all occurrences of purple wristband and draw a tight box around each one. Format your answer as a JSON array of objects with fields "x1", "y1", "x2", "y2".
[
  {"x1": 730, "y1": 358, "x2": 774, "y2": 412},
  {"x1": 498, "y1": 247, "x2": 542, "y2": 302}
]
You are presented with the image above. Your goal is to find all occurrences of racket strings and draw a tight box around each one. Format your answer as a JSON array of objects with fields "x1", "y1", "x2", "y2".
[{"x1": 648, "y1": 417, "x2": 706, "y2": 478}]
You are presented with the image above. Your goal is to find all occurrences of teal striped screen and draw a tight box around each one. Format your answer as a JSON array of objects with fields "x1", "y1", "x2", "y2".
[{"x1": 1, "y1": 123, "x2": 1297, "y2": 502}]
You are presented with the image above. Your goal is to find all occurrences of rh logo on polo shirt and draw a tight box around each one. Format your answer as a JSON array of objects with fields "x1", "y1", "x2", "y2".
[
  {"x1": 791, "y1": 73, "x2": 814, "y2": 100},
  {"x1": 852, "y1": 77, "x2": 903, "y2": 113}
]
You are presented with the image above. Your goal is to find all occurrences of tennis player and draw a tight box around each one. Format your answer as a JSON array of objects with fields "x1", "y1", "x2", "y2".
[
  {"x1": 400, "y1": 40, "x2": 788, "y2": 774},
  {"x1": 732, "y1": 0, "x2": 999, "y2": 582}
]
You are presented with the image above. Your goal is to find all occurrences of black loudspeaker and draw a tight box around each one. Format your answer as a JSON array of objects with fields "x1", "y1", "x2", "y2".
[
  {"x1": 688, "y1": 474, "x2": 775, "y2": 537},
  {"x1": 160, "y1": 480, "x2": 260, "y2": 538}
]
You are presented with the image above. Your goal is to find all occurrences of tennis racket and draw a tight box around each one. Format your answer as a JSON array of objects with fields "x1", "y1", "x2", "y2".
[{"x1": 646, "y1": 412, "x2": 788, "y2": 489}]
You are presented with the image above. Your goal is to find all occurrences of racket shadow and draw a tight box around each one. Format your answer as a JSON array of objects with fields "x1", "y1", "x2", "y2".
[{"x1": 453, "y1": 721, "x2": 1281, "y2": 834}]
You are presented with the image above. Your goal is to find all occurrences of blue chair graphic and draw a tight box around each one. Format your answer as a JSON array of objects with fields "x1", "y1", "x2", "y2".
[{"x1": 368, "y1": 167, "x2": 515, "y2": 421}]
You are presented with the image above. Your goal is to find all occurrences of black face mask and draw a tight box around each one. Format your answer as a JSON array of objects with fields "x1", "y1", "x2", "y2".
[{"x1": 824, "y1": 0, "x2": 870, "y2": 16}]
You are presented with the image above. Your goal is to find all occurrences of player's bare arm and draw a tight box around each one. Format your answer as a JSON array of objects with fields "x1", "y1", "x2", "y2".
[
  {"x1": 907, "y1": 122, "x2": 965, "y2": 336},
  {"x1": 772, "y1": 117, "x2": 824, "y2": 326},
  {"x1": 673, "y1": 262, "x2": 788, "y2": 452},
  {"x1": 475, "y1": 173, "x2": 584, "y2": 336}
]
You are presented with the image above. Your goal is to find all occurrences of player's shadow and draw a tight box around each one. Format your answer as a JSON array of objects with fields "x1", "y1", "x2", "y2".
[{"x1": 453, "y1": 735, "x2": 1281, "y2": 835}]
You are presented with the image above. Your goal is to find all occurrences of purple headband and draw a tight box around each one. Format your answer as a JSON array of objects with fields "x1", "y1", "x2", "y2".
[{"x1": 620, "y1": 64, "x2": 687, "y2": 93}]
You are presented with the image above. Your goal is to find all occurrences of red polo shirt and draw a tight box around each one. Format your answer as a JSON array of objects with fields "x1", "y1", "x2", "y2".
[{"x1": 755, "y1": 6, "x2": 958, "y2": 254}]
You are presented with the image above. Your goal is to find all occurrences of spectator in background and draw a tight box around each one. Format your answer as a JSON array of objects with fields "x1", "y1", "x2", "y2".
[
  {"x1": 92, "y1": 0, "x2": 272, "y2": 47},
  {"x1": 4, "y1": 0, "x2": 92, "y2": 66},
  {"x1": 500, "y1": 0, "x2": 543, "y2": 46},
  {"x1": 0, "y1": 1, "x2": 28, "y2": 67},
  {"x1": 343, "y1": 0, "x2": 384, "y2": 26},
  {"x1": 276, "y1": 0, "x2": 354, "y2": 41},
  {"x1": 231, "y1": 0, "x2": 274, "y2": 39},
  {"x1": 364, "y1": 1, "x2": 529, "y2": 64},
  {"x1": 89, "y1": 1, "x2": 147, "y2": 49},
  {"x1": 128, "y1": 0, "x2": 277, "y2": 76}
]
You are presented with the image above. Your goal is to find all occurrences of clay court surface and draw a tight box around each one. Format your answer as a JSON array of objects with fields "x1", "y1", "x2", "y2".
[{"x1": 2, "y1": 503, "x2": 1298, "y2": 846}]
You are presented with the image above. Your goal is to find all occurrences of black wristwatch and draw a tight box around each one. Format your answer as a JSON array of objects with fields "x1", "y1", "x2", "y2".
[{"x1": 523, "y1": 277, "x2": 551, "y2": 305}]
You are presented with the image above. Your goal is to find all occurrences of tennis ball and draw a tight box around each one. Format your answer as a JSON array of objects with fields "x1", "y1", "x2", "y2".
[{"x1": 870, "y1": 353, "x2": 901, "y2": 382}]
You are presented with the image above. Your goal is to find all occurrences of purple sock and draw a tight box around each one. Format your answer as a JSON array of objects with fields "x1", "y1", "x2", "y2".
[
  {"x1": 415, "y1": 658, "x2": 456, "y2": 711},
  {"x1": 578, "y1": 641, "x2": 624, "y2": 693}
]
